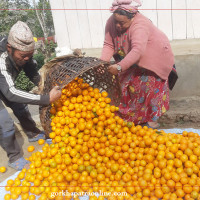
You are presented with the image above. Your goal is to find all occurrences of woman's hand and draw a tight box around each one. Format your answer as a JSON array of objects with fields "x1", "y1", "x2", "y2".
[{"x1": 108, "y1": 64, "x2": 119, "y2": 75}]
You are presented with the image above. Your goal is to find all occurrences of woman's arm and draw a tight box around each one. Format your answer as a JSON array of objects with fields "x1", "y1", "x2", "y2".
[{"x1": 118, "y1": 21, "x2": 150, "y2": 71}]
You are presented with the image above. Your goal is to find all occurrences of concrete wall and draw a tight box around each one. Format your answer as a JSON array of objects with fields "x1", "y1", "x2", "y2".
[
  {"x1": 50, "y1": 0, "x2": 200, "y2": 49},
  {"x1": 171, "y1": 54, "x2": 200, "y2": 98}
]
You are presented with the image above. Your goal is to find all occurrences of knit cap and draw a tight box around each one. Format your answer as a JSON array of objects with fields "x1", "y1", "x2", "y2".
[{"x1": 8, "y1": 21, "x2": 35, "y2": 51}]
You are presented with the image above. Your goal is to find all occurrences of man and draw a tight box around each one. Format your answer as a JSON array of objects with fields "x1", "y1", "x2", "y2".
[{"x1": 0, "y1": 21, "x2": 61, "y2": 170}]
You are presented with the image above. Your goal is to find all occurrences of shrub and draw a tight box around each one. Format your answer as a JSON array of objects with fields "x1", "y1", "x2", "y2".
[
  {"x1": 15, "y1": 70, "x2": 35, "y2": 91},
  {"x1": 33, "y1": 51, "x2": 45, "y2": 70}
]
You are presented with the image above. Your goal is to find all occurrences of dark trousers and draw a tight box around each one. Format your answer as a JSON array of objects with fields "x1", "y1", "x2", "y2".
[
  {"x1": 0, "y1": 107, "x2": 21, "y2": 163},
  {"x1": 6, "y1": 102, "x2": 41, "y2": 138},
  {"x1": 0, "y1": 98, "x2": 41, "y2": 162}
]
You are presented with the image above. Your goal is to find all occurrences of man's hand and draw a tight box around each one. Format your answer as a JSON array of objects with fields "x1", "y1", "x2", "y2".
[
  {"x1": 108, "y1": 64, "x2": 119, "y2": 75},
  {"x1": 49, "y1": 86, "x2": 62, "y2": 103}
]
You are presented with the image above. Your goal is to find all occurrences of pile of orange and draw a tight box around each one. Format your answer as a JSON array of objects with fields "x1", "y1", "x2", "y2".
[{"x1": 4, "y1": 77, "x2": 200, "y2": 200}]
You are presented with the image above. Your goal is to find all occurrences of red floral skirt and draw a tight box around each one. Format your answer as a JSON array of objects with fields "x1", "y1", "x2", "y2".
[{"x1": 116, "y1": 66, "x2": 169, "y2": 124}]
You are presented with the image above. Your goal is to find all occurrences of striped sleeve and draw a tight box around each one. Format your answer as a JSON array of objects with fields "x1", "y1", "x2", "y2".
[{"x1": 0, "y1": 52, "x2": 49, "y2": 106}]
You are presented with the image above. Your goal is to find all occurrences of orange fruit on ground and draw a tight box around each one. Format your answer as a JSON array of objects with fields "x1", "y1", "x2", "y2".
[
  {"x1": 38, "y1": 139, "x2": 45, "y2": 145},
  {"x1": 183, "y1": 184, "x2": 193, "y2": 194},
  {"x1": 4, "y1": 193, "x2": 11, "y2": 200},
  {"x1": 7, "y1": 179, "x2": 14, "y2": 186},
  {"x1": 18, "y1": 172, "x2": 25, "y2": 179},
  {"x1": 191, "y1": 191, "x2": 199, "y2": 199},
  {"x1": 0, "y1": 166, "x2": 6, "y2": 173},
  {"x1": 29, "y1": 194, "x2": 36, "y2": 200},
  {"x1": 176, "y1": 188, "x2": 185, "y2": 198},
  {"x1": 27, "y1": 146, "x2": 35, "y2": 152},
  {"x1": 154, "y1": 189, "x2": 164, "y2": 198},
  {"x1": 143, "y1": 188, "x2": 151, "y2": 197},
  {"x1": 10, "y1": 194, "x2": 19, "y2": 200}
]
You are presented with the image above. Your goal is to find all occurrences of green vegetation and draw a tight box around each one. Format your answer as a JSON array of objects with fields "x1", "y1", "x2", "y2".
[
  {"x1": 15, "y1": 70, "x2": 35, "y2": 92},
  {"x1": 33, "y1": 52, "x2": 45, "y2": 70}
]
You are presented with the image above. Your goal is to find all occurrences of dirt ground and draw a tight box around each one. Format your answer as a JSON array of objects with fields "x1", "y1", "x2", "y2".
[{"x1": 159, "y1": 96, "x2": 200, "y2": 129}]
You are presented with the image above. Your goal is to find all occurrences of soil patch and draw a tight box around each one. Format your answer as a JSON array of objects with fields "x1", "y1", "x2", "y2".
[{"x1": 159, "y1": 96, "x2": 200, "y2": 129}]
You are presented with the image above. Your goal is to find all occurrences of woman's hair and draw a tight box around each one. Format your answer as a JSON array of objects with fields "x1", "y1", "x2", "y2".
[{"x1": 114, "y1": 9, "x2": 137, "y2": 19}]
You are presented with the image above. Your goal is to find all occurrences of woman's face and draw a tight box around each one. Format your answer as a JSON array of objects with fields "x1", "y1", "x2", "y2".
[{"x1": 113, "y1": 13, "x2": 133, "y2": 33}]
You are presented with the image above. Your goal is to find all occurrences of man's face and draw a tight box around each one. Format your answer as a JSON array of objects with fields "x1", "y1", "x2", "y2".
[
  {"x1": 7, "y1": 44, "x2": 34, "y2": 67},
  {"x1": 113, "y1": 13, "x2": 133, "y2": 33}
]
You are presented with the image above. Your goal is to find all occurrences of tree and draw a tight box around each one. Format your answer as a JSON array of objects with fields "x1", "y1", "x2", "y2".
[
  {"x1": 0, "y1": 0, "x2": 54, "y2": 38},
  {"x1": 0, "y1": 0, "x2": 31, "y2": 35},
  {"x1": 32, "y1": 0, "x2": 54, "y2": 39}
]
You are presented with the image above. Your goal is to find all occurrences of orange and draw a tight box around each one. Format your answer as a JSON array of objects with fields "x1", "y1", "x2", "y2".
[
  {"x1": 0, "y1": 166, "x2": 6, "y2": 173},
  {"x1": 105, "y1": 98, "x2": 111, "y2": 104},
  {"x1": 18, "y1": 172, "x2": 25, "y2": 179},
  {"x1": 110, "y1": 164, "x2": 119, "y2": 173},
  {"x1": 193, "y1": 147, "x2": 200, "y2": 156},
  {"x1": 184, "y1": 148, "x2": 193, "y2": 156},
  {"x1": 54, "y1": 100, "x2": 62, "y2": 108},
  {"x1": 90, "y1": 158, "x2": 97, "y2": 166},
  {"x1": 50, "y1": 148, "x2": 58, "y2": 156},
  {"x1": 176, "y1": 188, "x2": 185, "y2": 198},
  {"x1": 27, "y1": 146, "x2": 35, "y2": 152},
  {"x1": 50, "y1": 107, "x2": 56, "y2": 115},
  {"x1": 169, "y1": 144, "x2": 178, "y2": 153},
  {"x1": 10, "y1": 194, "x2": 19, "y2": 200},
  {"x1": 93, "y1": 88, "x2": 100, "y2": 93},
  {"x1": 101, "y1": 91, "x2": 108, "y2": 97},
  {"x1": 7, "y1": 179, "x2": 14, "y2": 186},
  {"x1": 21, "y1": 186, "x2": 29, "y2": 193},
  {"x1": 191, "y1": 191, "x2": 199, "y2": 199},
  {"x1": 97, "y1": 174, "x2": 105, "y2": 182},
  {"x1": 167, "y1": 179, "x2": 175, "y2": 188},
  {"x1": 183, "y1": 184, "x2": 193, "y2": 194},
  {"x1": 29, "y1": 195, "x2": 36, "y2": 200},
  {"x1": 154, "y1": 189, "x2": 163, "y2": 198},
  {"x1": 190, "y1": 154, "x2": 197, "y2": 163},
  {"x1": 4, "y1": 194, "x2": 11, "y2": 200},
  {"x1": 38, "y1": 139, "x2": 45, "y2": 145},
  {"x1": 143, "y1": 188, "x2": 151, "y2": 197},
  {"x1": 185, "y1": 160, "x2": 193, "y2": 168},
  {"x1": 180, "y1": 177, "x2": 188, "y2": 185}
]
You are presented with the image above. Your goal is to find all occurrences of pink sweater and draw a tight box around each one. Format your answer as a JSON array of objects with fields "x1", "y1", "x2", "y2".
[{"x1": 101, "y1": 13, "x2": 174, "y2": 80}]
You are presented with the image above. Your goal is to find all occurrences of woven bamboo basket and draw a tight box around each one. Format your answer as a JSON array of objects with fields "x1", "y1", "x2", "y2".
[{"x1": 38, "y1": 50, "x2": 121, "y2": 135}]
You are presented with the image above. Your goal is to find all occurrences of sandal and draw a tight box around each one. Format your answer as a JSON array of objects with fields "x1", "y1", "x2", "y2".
[
  {"x1": 28, "y1": 131, "x2": 46, "y2": 142},
  {"x1": 8, "y1": 157, "x2": 30, "y2": 171}
]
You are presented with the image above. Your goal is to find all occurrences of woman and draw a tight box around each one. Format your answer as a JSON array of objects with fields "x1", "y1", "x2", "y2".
[{"x1": 101, "y1": 0, "x2": 175, "y2": 128}]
